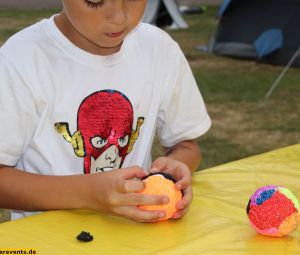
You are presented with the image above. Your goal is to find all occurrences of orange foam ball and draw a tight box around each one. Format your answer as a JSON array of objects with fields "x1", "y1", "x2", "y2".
[{"x1": 138, "y1": 173, "x2": 182, "y2": 220}]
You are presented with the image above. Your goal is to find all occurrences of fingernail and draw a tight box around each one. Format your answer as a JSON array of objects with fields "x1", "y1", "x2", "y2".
[
  {"x1": 149, "y1": 167, "x2": 159, "y2": 173},
  {"x1": 163, "y1": 197, "x2": 169, "y2": 204},
  {"x1": 176, "y1": 183, "x2": 182, "y2": 190},
  {"x1": 178, "y1": 204, "x2": 184, "y2": 210},
  {"x1": 172, "y1": 213, "x2": 181, "y2": 219},
  {"x1": 159, "y1": 213, "x2": 165, "y2": 218}
]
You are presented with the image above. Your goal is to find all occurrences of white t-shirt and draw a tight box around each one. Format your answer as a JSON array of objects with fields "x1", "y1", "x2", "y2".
[{"x1": 0, "y1": 16, "x2": 211, "y2": 219}]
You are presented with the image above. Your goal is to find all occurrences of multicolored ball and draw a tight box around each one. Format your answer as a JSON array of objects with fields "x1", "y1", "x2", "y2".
[
  {"x1": 138, "y1": 173, "x2": 182, "y2": 221},
  {"x1": 247, "y1": 185, "x2": 300, "y2": 237}
]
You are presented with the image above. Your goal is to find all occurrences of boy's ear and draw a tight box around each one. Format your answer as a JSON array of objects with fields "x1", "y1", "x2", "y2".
[{"x1": 54, "y1": 122, "x2": 85, "y2": 157}]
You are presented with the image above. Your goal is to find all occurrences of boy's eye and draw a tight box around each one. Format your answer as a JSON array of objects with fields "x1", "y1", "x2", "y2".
[{"x1": 84, "y1": 0, "x2": 104, "y2": 8}]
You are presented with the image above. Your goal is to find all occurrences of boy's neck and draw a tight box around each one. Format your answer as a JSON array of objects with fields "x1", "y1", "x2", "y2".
[{"x1": 54, "y1": 13, "x2": 122, "y2": 56}]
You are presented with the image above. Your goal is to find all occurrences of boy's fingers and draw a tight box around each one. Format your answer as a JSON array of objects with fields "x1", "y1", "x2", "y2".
[
  {"x1": 117, "y1": 193, "x2": 169, "y2": 206},
  {"x1": 150, "y1": 158, "x2": 169, "y2": 172},
  {"x1": 176, "y1": 186, "x2": 192, "y2": 210},
  {"x1": 115, "y1": 206, "x2": 166, "y2": 222},
  {"x1": 183, "y1": 186, "x2": 193, "y2": 202},
  {"x1": 172, "y1": 207, "x2": 189, "y2": 220},
  {"x1": 149, "y1": 166, "x2": 160, "y2": 173},
  {"x1": 175, "y1": 174, "x2": 191, "y2": 190},
  {"x1": 117, "y1": 179, "x2": 144, "y2": 193},
  {"x1": 176, "y1": 198, "x2": 189, "y2": 211},
  {"x1": 119, "y1": 166, "x2": 146, "y2": 180}
]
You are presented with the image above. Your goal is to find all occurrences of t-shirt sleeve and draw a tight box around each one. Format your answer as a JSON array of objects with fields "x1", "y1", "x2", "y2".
[
  {"x1": 156, "y1": 44, "x2": 211, "y2": 147},
  {"x1": 0, "y1": 53, "x2": 38, "y2": 166}
]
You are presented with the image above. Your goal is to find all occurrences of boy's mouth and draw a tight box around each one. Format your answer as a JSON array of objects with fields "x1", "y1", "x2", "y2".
[{"x1": 104, "y1": 29, "x2": 126, "y2": 39}]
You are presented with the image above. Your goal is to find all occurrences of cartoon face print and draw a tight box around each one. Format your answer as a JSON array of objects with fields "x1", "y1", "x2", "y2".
[{"x1": 55, "y1": 90, "x2": 144, "y2": 174}]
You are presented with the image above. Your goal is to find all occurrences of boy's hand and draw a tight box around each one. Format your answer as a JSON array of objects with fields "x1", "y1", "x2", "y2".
[
  {"x1": 150, "y1": 157, "x2": 192, "y2": 220},
  {"x1": 86, "y1": 166, "x2": 169, "y2": 223}
]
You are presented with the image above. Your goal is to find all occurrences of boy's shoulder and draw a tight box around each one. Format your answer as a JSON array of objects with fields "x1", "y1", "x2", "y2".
[
  {"x1": 1, "y1": 18, "x2": 48, "y2": 60},
  {"x1": 133, "y1": 23, "x2": 178, "y2": 49}
]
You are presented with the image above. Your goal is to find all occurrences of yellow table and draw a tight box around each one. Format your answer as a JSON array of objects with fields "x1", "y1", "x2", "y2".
[{"x1": 1, "y1": 144, "x2": 300, "y2": 254}]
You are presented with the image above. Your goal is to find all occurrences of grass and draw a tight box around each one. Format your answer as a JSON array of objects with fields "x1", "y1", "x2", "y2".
[
  {"x1": 0, "y1": 7, "x2": 299, "y2": 221},
  {"x1": 0, "y1": 9, "x2": 58, "y2": 43},
  {"x1": 152, "y1": 6, "x2": 300, "y2": 170}
]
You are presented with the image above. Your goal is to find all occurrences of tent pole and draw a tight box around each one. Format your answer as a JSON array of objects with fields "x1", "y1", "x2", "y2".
[
  {"x1": 265, "y1": 46, "x2": 300, "y2": 99},
  {"x1": 162, "y1": 0, "x2": 188, "y2": 29}
]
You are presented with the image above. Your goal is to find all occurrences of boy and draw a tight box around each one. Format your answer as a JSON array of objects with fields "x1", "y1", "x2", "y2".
[{"x1": 0, "y1": 0, "x2": 211, "y2": 222}]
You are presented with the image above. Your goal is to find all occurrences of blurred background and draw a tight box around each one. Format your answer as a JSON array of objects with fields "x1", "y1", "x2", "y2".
[
  {"x1": 0, "y1": 0, "x2": 221, "y2": 9},
  {"x1": 0, "y1": 0, "x2": 299, "y2": 222}
]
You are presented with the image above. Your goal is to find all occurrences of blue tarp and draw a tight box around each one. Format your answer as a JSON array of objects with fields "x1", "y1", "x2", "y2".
[
  {"x1": 254, "y1": 29, "x2": 283, "y2": 59},
  {"x1": 217, "y1": 0, "x2": 232, "y2": 17}
]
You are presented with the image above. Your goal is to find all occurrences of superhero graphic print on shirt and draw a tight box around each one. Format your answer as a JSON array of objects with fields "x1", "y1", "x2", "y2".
[{"x1": 54, "y1": 90, "x2": 144, "y2": 174}]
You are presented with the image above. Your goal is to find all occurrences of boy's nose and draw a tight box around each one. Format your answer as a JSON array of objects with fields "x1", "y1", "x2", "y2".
[{"x1": 107, "y1": 2, "x2": 127, "y2": 25}]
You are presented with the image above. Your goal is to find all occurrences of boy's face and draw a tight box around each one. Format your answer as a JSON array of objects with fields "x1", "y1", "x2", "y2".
[{"x1": 57, "y1": 0, "x2": 147, "y2": 55}]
